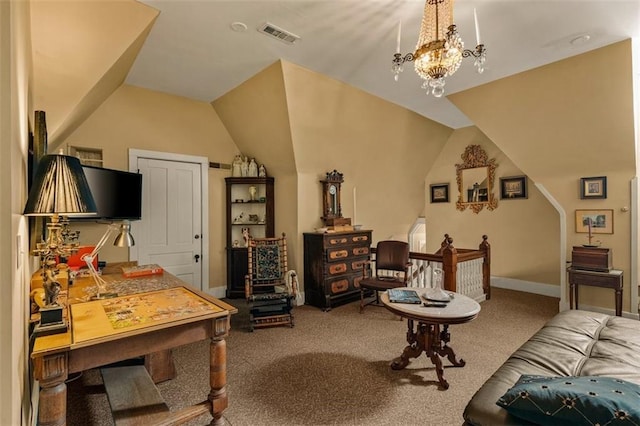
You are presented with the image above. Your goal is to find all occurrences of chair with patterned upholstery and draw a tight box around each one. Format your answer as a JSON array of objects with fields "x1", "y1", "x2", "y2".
[
  {"x1": 245, "y1": 233, "x2": 298, "y2": 331},
  {"x1": 360, "y1": 240, "x2": 412, "y2": 313}
]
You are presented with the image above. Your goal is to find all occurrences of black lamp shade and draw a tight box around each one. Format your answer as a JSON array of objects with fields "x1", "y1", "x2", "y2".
[{"x1": 23, "y1": 154, "x2": 97, "y2": 216}]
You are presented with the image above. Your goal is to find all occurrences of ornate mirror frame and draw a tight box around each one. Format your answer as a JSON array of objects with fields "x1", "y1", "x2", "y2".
[{"x1": 455, "y1": 145, "x2": 498, "y2": 213}]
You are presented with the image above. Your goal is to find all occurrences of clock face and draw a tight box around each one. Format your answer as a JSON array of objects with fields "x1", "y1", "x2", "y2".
[{"x1": 329, "y1": 184, "x2": 337, "y2": 195}]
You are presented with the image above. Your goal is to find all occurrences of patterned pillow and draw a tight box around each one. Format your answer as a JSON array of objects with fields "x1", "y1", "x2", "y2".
[{"x1": 496, "y1": 375, "x2": 640, "y2": 426}]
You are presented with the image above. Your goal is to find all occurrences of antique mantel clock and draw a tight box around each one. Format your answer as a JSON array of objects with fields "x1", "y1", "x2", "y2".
[{"x1": 321, "y1": 170, "x2": 351, "y2": 227}]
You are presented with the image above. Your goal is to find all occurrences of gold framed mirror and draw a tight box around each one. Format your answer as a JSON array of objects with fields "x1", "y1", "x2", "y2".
[{"x1": 455, "y1": 145, "x2": 498, "y2": 213}]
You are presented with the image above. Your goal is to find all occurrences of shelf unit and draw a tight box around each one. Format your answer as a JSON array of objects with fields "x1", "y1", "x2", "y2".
[{"x1": 225, "y1": 176, "x2": 274, "y2": 298}]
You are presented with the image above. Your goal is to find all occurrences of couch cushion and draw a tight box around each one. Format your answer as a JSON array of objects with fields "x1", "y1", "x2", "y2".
[
  {"x1": 496, "y1": 375, "x2": 640, "y2": 426},
  {"x1": 463, "y1": 310, "x2": 640, "y2": 426}
]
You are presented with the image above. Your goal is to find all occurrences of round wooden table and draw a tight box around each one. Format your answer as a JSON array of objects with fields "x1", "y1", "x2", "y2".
[{"x1": 381, "y1": 288, "x2": 481, "y2": 389}]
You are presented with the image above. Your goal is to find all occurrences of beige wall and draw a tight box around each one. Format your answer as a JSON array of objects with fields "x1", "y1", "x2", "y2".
[
  {"x1": 64, "y1": 85, "x2": 239, "y2": 291},
  {"x1": 31, "y1": 0, "x2": 157, "y2": 146},
  {"x1": 213, "y1": 60, "x2": 453, "y2": 275},
  {"x1": 449, "y1": 41, "x2": 636, "y2": 311},
  {"x1": 2, "y1": 1, "x2": 33, "y2": 424},
  {"x1": 425, "y1": 127, "x2": 560, "y2": 284}
]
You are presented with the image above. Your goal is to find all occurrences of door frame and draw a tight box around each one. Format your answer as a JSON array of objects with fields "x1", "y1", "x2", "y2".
[{"x1": 128, "y1": 149, "x2": 209, "y2": 293}]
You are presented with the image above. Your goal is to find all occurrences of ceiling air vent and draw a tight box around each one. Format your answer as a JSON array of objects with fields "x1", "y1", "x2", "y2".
[{"x1": 258, "y1": 22, "x2": 300, "y2": 45}]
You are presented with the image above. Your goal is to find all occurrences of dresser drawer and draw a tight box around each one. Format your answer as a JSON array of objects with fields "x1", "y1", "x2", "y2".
[
  {"x1": 325, "y1": 273, "x2": 364, "y2": 296},
  {"x1": 325, "y1": 233, "x2": 371, "y2": 247},
  {"x1": 326, "y1": 244, "x2": 370, "y2": 261},
  {"x1": 324, "y1": 259, "x2": 368, "y2": 276}
]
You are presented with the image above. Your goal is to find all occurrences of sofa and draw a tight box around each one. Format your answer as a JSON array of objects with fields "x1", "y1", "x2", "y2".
[{"x1": 463, "y1": 309, "x2": 640, "y2": 425}]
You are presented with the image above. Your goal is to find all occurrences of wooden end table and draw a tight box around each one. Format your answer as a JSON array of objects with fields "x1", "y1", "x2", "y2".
[
  {"x1": 381, "y1": 288, "x2": 480, "y2": 389},
  {"x1": 567, "y1": 267, "x2": 623, "y2": 316}
]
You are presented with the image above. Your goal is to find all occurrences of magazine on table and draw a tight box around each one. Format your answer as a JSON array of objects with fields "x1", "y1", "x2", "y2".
[{"x1": 387, "y1": 288, "x2": 422, "y2": 304}]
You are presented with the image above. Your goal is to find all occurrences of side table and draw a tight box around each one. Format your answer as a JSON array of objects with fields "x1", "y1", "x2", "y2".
[
  {"x1": 567, "y1": 267, "x2": 623, "y2": 316},
  {"x1": 380, "y1": 288, "x2": 480, "y2": 389}
]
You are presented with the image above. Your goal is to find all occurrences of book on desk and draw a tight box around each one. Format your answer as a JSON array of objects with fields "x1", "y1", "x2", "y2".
[{"x1": 388, "y1": 288, "x2": 422, "y2": 304}]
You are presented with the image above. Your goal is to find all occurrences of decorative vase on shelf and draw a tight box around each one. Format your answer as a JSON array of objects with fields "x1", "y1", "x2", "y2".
[
  {"x1": 248, "y1": 185, "x2": 257, "y2": 201},
  {"x1": 425, "y1": 268, "x2": 450, "y2": 302}
]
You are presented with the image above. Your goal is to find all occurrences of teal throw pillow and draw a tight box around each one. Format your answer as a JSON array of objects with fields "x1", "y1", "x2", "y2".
[{"x1": 496, "y1": 375, "x2": 640, "y2": 426}]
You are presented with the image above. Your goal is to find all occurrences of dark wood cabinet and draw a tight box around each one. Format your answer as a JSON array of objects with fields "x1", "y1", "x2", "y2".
[
  {"x1": 303, "y1": 230, "x2": 372, "y2": 310},
  {"x1": 225, "y1": 177, "x2": 274, "y2": 298}
]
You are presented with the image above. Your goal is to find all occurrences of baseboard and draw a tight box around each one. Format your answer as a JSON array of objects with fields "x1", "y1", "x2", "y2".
[
  {"x1": 491, "y1": 276, "x2": 639, "y2": 319},
  {"x1": 205, "y1": 286, "x2": 227, "y2": 299},
  {"x1": 491, "y1": 276, "x2": 560, "y2": 298}
]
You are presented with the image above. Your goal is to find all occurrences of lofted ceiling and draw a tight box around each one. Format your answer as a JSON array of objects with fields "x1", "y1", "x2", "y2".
[{"x1": 125, "y1": 0, "x2": 640, "y2": 129}]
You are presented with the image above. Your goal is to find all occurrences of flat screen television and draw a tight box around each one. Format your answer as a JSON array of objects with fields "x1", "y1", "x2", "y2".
[{"x1": 76, "y1": 165, "x2": 143, "y2": 221}]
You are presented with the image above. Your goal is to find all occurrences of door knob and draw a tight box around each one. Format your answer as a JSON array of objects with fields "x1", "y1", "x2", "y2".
[{"x1": 195, "y1": 234, "x2": 200, "y2": 239}]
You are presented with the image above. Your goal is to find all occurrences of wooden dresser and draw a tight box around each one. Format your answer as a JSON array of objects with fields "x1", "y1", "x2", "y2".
[{"x1": 303, "y1": 230, "x2": 372, "y2": 311}]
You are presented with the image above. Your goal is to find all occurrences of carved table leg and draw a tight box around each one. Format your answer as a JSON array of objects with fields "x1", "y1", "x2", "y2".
[
  {"x1": 425, "y1": 324, "x2": 449, "y2": 389},
  {"x1": 35, "y1": 353, "x2": 68, "y2": 426},
  {"x1": 436, "y1": 325, "x2": 465, "y2": 368},
  {"x1": 390, "y1": 321, "x2": 466, "y2": 390},
  {"x1": 208, "y1": 318, "x2": 229, "y2": 426},
  {"x1": 391, "y1": 319, "x2": 424, "y2": 370}
]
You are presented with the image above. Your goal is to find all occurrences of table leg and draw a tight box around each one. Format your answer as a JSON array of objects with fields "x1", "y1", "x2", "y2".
[
  {"x1": 208, "y1": 323, "x2": 229, "y2": 425},
  {"x1": 569, "y1": 282, "x2": 575, "y2": 310},
  {"x1": 615, "y1": 287, "x2": 622, "y2": 316},
  {"x1": 390, "y1": 321, "x2": 465, "y2": 389},
  {"x1": 391, "y1": 319, "x2": 425, "y2": 370},
  {"x1": 35, "y1": 353, "x2": 68, "y2": 426}
]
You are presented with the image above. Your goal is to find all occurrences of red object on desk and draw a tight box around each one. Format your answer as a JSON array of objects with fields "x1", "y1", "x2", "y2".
[
  {"x1": 63, "y1": 246, "x2": 97, "y2": 270},
  {"x1": 122, "y1": 264, "x2": 164, "y2": 278}
]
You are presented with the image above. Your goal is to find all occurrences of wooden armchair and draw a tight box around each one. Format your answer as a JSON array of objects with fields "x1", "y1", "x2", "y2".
[
  {"x1": 244, "y1": 233, "x2": 298, "y2": 331},
  {"x1": 360, "y1": 240, "x2": 411, "y2": 313}
]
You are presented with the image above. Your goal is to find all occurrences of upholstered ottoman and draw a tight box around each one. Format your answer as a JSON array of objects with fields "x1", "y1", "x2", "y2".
[{"x1": 463, "y1": 309, "x2": 640, "y2": 425}]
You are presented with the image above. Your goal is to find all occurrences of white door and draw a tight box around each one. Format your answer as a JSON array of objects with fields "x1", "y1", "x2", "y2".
[{"x1": 133, "y1": 157, "x2": 202, "y2": 287}]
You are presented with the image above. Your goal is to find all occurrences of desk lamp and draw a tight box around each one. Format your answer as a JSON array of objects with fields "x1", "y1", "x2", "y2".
[
  {"x1": 23, "y1": 153, "x2": 97, "y2": 335},
  {"x1": 82, "y1": 222, "x2": 135, "y2": 299}
]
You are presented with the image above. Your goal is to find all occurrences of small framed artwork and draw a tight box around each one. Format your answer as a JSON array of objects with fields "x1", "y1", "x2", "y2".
[
  {"x1": 580, "y1": 176, "x2": 607, "y2": 199},
  {"x1": 575, "y1": 209, "x2": 614, "y2": 234},
  {"x1": 430, "y1": 183, "x2": 449, "y2": 203},
  {"x1": 500, "y1": 176, "x2": 528, "y2": 200}
]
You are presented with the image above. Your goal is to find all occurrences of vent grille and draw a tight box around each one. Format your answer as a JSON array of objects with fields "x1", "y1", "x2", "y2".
[{"x1": 258, "y1": 22, "x2": 300, "y2": 45}]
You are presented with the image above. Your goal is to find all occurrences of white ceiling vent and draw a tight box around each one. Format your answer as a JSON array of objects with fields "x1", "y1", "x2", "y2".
[{"x1": 257, "y1": 22, "x2": 300, "y2": 45}]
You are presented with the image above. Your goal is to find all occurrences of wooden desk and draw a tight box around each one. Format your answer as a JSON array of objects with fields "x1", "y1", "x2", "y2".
[
  {"x1": 380, "y1": 288, "x2": 480, "y2": 389},
  {"x1": 567, "y1": 267, "x2": 623, "y2": 316},
  {"x1": 31, "y1": 270, "x2": 237, "y2": 426}
]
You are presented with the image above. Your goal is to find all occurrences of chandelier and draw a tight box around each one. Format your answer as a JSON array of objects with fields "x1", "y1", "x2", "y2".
[{"x1": 392, "y1": 0, "x2": 486, "y2": 97}]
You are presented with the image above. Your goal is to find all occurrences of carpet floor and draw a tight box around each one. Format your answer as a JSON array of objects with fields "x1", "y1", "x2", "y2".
[{"x1": 67, "y1": 287, "x2": 559, "y2": 426}]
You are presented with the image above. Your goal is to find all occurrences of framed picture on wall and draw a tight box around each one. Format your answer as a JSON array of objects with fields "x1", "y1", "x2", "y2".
[
  {"x1": 580, "y1": 176, "x2": 607, "y2": 199},
  {"x1": 499, "y1": 176, "x2": 528, "y2": 200},
  {"x1": 430, "y1": 183, "x2": 449, "y2": 203},
  {"x1": 575, "y1": 209, "x2": 613, "y2": 234}
]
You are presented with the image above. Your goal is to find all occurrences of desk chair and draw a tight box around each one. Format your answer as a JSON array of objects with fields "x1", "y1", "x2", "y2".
[
  {"x1": 245, "y1": 233, "x2": 298, "y2": 331},
  {"x1": 360, "y1": 240, "x2": 411, "y2": 313}
]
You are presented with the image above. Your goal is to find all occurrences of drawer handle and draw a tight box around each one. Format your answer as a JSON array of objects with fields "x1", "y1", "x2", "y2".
[
  {"x1": 353, "y1": 247, "x2": 369, "y2": 256},
  {"x1": 330, "y1": 250, "x2": 349, "y2": 259},
  {"x1": 352, "y1": 236, "x2": 369, "y2": 242},
  {"x1": 331, "y1": 280, "x2": 349, "y2": 293},
  {"x1": 330, "y1": 238, "x2": 348, "y2": 245},
  {"x1": 329, "y1": 264, "x2": 347, "y2": 274}
]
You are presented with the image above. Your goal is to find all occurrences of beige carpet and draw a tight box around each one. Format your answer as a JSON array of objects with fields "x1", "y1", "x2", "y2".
[{"x1": 66, "y1": 288, "x2": 559, "y2": 425}]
